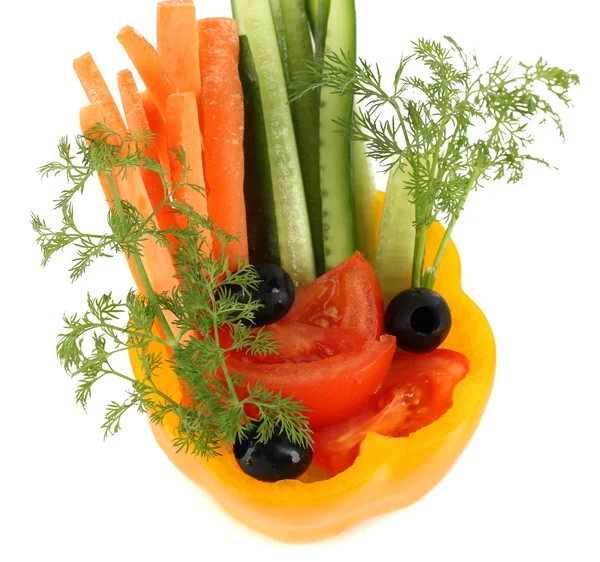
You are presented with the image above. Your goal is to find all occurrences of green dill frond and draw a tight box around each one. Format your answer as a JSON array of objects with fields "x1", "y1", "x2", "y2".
[
  {"x1": 35, "y1": 123, "x2": 312, "y2": 457},
  {"x1": 293, "y1": 37, "x2": 578, "y2": 288}
]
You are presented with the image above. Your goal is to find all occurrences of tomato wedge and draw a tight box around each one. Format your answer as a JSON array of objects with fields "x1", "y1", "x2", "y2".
[
  {"x1": 283, "y1": 252, "x2": 384, "y2": 340},
  {"x1": 313, "y1": 349, "x2": 469, "y2": 475},
  {"x1": 228, "y1": 323, "x2": 396, "y2": 429}
]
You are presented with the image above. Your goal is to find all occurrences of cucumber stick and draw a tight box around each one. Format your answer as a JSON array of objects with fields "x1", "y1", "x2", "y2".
[
  {"x1": 353, "y1": 139, "x2": 378, "y2": 265},
  {"x1": 238, "y1": 36, "x2": 280, "y2": 266},
  {"x1": 306, "y1": 0, "x2": 332, "y2": 62},
  {"x1": 270, "y1": 0, "x2": 324, "y2": 274},
  {"x1": 318, "y1": 0, "x2": 357, "y2": 270},
  {"x1": 232, "y1": 0, "x2": 316, "y2": 286},
  {"x1": 268, "y1": 0, "x2": 289, "y2": 82},
  {"x1": 375, "y1": 164, "x2": 416, "y2": 305}
]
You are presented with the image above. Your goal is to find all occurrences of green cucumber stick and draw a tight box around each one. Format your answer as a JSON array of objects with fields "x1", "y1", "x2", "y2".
[
  {"x1": 231, "y1": 0, "x2": 316, "y2": 286},
  {"x1": 306, "y1": 0, "x2": 332, "y2": 63},
  {"x1": 238, "y1": 36, "x2": 280, "y2": 265},
  {"x1": 272, "y1": 0, "x2": 324, "y2": 274},
  {"x1": 353, "y1": 138, "x2": 378, "y2": 265},
  {"x1": 375, "y1": 164, "x2": 416, "y2": 306},
  {"x1": 317, "y1": 0, "x2": 357, "y2": 270}
]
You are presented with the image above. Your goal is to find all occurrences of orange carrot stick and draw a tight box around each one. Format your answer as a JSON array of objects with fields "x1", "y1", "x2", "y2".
[
  {"x1": 198, "y1": 18, "x2": 248, "y2": 268},
  {"x1": 142, "y1": 90, "x2": 171, "y2": 176},
  {"x1": 80, "y1": 103, "x2": 178, "y2": 322},
  {"x1": 157, "y1": 0, "x2": 203, "y2": 129},
  {"x1": 117, "y1": 25, "x2": 176, "y2": 120},
  {"x1": 73, "y1": 53, "x2": 127, "y2": 134},
  {"x1": 117, "y1": 69, "x2": 176, "y2": 233},
  {"x1": 165, "y1": 92, "x2": 211, "y2": 249}
]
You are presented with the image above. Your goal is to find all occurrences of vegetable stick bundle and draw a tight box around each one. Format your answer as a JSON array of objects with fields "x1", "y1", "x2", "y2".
[{"x1": 73, "y1": 0, "x2": 248, "y2": 299}]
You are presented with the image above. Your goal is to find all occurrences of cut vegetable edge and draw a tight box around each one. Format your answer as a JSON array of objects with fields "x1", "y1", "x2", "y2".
[
  {"x1": 157, "y1": 0, "x2": 203, "y2": 129},
  {"x1": 238, "y1": 35, "x2": 281, "y2": 265},
  {"x1": 353, "y1": 139, "x2": 378, "y2": 265},
  {"x1": 274, "y1": 0, "x2": 324, "y2": 274},
  {"x1": 165, "y1": 92, "x2": 211, "y2": 249},
  {"x1": 79, "y1": 102, "x2": 179, "y2": 335},
  {"x1": 317, "y1": 0, "x2": 357, "y2": 270},
  {"x1": 117, "y1": 69, "x2": 176, "y2": 234},
  {"x1": 232, "y1": 0, "x2": 316, "y2": 286},
  {"x1": 117, "y1": 25, "x2": 177, "y2": 119},
  {"x1": 375, "y1": 164, "x2": 416, "y2": 306},
  {"x1": 198, "y1": 16, "x2": 249, "y2": 268}
]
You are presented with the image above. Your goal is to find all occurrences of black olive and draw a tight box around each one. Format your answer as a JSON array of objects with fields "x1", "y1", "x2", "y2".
[
  {"x1": 384, "y1": 288, "x2": 451, "y2": 354},
  {"x1": 233, "y1": 424, "x2": 313, "y2": 482},
  {"x1": 225, "y1": 263, "x2": 295, "y2": 327}
]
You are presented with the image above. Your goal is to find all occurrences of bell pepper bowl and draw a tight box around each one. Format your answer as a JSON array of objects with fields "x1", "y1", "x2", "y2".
[{"x1": 130, "y1": 216, "x2": 496, "y2": 543}]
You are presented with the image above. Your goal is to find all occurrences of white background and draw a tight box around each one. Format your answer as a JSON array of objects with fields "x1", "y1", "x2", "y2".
[{"x1": 1, "y1": 0, "x2": 599, "y2": 560}]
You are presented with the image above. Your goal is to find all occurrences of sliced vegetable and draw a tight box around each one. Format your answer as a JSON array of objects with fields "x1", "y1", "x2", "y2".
[
  {"x1": 117, "y1": 25, "x2": 176, "y2": 119},
  {"x1": 283, "y1": 251, "x2": 384, "y2": 340},
  {"x1": 229, "y1": 326, "x2": 396, "y2": 429},
  {"x1": 306, "y1": 0, "x2": 331, "y2": 62},
  {"x1": 79, "y1": 104, "x2": 178, "y2": 333},
  {"x1": 375, "y1": 164, "x2": 415, "y2": 305},
  {"x1": 232, "y1": 0, "x2": 316, "y2": 286},
  {"x1": 271, "y1": 0, "x2": 323, "y2": 274},
  {"x1": 313, "y1": 349, "x2": 469, "y2": 475},
  {"x1": 353, "y1": 139, "x2": 378, "y2": 265},
  {"x1": 269, "y1": 0, "x2": 289, "y2": 78},
  {"x1": 316, "y1": 0, "x2": 357, "y2": 270},
  {"x1": 198, "y1": 18, "x2": 248, "y2": 268},
  {"x1": 73, "y1": 53, "x2": 127, "y2": 134},
  {"x1": 238, "y1": 35, "x2": 280, "y2": 265},
  {"x1": 157, "y1": 0, "x2": 203, "y2": 128},
  {"x1": 117, "y1": 69, "x2": 175, "y2": 233},
  {"x1": 141, "y1": 90, "x2": 171, "y2": 176},
  {"x1": 165, "y1": 92, "x2": 210, "y2": 245}
]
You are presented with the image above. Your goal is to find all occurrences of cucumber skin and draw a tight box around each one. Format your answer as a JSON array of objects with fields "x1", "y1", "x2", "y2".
[
  {"x1": 375, "y1": 165, "x2": 416, "y2": 306},
  {"x1": 269, "y1": 0, "x2": 290, "y2": 83},
  {"x1": 232, "y1": 0, "x2": 316, "y2": 286},
  {"x1": 277, "y1": 0, "x2": 324, "y2": 275},
  {"x1": 239, "y1": 35, "x2": 280, "y2": 266},
  {"x1": 353, "y1": 139, "x2": 378, "y2": 265},
  {"x1": 319, "y1": 0, "x2": 357, "y2": 270},
  {"x1": 306, "y1": 0, "x2": 331, "y2": 62}
]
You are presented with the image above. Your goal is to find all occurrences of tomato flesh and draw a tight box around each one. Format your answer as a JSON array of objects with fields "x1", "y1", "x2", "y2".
[
  {"x1": 283, "y1": 252, "x2": 384, "y2": 340},
  {"x1": 228, "y1": 325, "x2": 396, "y2": 430},
  {"x1": 251, "y1": 322, "x2": 367, "y2": 364},
  {"x1": 224, "y1": 254, "x2": 391, "y2": 429},
  {"x1": 312, "y1": 349, "x2": 470, "y2": 475}
]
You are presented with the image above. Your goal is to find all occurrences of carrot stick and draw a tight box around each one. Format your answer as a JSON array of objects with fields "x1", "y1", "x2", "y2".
[
  {"x1": 80, "y1": 103, "x2": 178, "y2": 316},
  {"x1": 198, "y1": 18, "x2": 248, "y2": 268},
  {"x1": 73, "y1": 53, "x2": 127, "y2": 134},
  {"x1": 165, "y1": 92, "x2": 211, "y2": 249},
  {"x1": 117, "y1": 69, "x2": 176, "y2": 233},
  {"x1": 157, "y1": 0, "x2": 203, "y2": 129},
  {"x1": 117, "y1": 25, "x2": 176, "y2": 119},
  {"x1": 141, "y1": 90, "x2": 171, "y2": 177}
]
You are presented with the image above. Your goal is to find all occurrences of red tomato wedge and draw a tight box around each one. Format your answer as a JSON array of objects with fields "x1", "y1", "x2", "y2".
[
  {"x1": 313, "y1": 349, "x2": 470, "y2": 475},
  {"x1": 227, "y1": 323, "x2": 396, "y2": 430},
  {"x1": 253, "y1": 323, "x2": 366, "y2": 364},
  {"x1": 283, "y1": 252, "x2": 384, "y2": 340}
]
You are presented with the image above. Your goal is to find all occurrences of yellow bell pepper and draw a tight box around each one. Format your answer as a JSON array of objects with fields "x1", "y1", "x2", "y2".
[{"x1": 130, "y1": 214, "x2": 495, "y2": 543}]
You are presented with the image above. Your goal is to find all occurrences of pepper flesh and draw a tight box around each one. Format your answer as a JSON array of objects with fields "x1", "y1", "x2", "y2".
[{"x1": 130, "y1": 202, "x2": 495, "y2": 543}]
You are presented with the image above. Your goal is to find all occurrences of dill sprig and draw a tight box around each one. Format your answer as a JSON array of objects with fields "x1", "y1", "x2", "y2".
[
  {"x1": 33, "y1": 124, "x2": 312, "y2": 457},
  {"x1": 292, "y1": 37, "x2": 579, "y2": 288}
]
